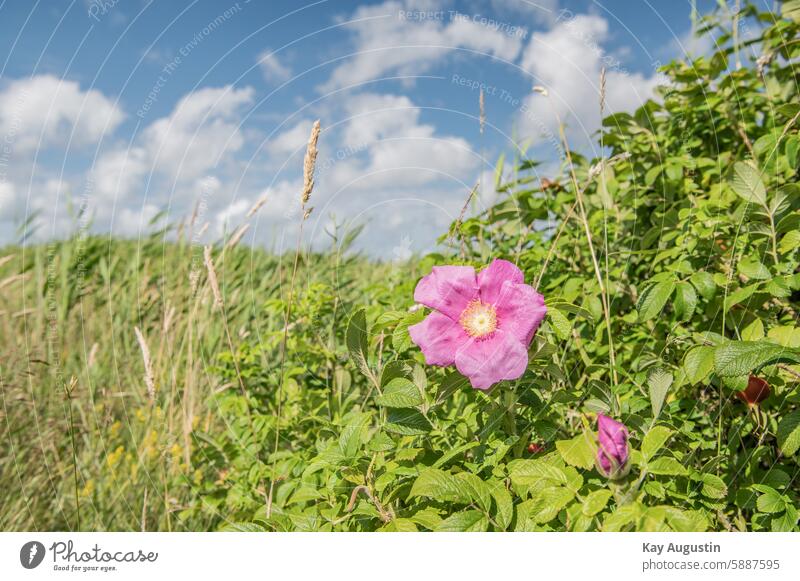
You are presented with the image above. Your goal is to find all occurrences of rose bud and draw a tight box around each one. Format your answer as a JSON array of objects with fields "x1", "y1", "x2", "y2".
[
  {"x1": 736, "y1": 375, "x2": 770, "y2": 407},
  {"x1": 595, "y1": 414, "x2": 630, "y2": 480}
]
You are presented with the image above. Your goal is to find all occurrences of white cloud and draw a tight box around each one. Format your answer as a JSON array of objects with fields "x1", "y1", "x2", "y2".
[
  {"x1": 518, "y1": 13, "x2": 661, "y2": 149},
  {"x1": 258, "y1": 50, "x2": 292, "y2": 83},
  {"x1": 320, "y1": 0, "x2": 525, "y2": 92},
  {"x1": 329, "y1": 92, "x2": 475, "y2": 191},
  {"x1": 142, "y1": 86, "x2": 254, "y2": 181},
  {"x1": 0, "y1": 181, "x2": 15, "y2": 214},
  {"x1": 91, "y1": 85, "x2": 254, "y2": 202},
  {"x1": 0, "y1": 74, "x2": 124, "y2": 152},
  {"x1": 266, "y1": 119, "x2": 314, "y2": 157}
]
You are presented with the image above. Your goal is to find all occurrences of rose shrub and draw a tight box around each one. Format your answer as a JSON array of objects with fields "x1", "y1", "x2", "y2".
[{"x1": 194, "y1": 2, "x2": 800, "y2": 532}]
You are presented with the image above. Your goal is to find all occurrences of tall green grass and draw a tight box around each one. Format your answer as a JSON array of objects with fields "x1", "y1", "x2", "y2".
[{"x1": 0, "y1": 230, "x2": 388, "y2": 530}]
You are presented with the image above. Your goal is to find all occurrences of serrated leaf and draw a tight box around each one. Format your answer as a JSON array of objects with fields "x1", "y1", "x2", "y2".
[
  {"x1": 777, "y1": 411, "x2": 800, "y2": 456},
  {"x1": 731, "y1": 160, "x2": 767, "y2": 207},
  {"x1": 375, "y1": 377, "x2": 423, "y2": 408},
  {"x1": 713, "y1": 341, "x2": 800, "y2": 377},
  {"x1": 409, "y1": 468, "x2": 470, "y2": 504},
  {"x1": 738, "y1": 257, "x2": 771, "y2": 280},
  {"x1": 684, "y1": 346, "x2": 715, "y2": 384},
  {"x1": 741, "y1": 318, "x2": 765, "y2": 341},
  {"x1": 528, "y1": 486, "x2": 575, "y2": 523},
  {"x1": 673, "y1": 282, "x2": 697, "y2": 322},
  {"x1": 582, "y1": 489, "x2": 613, "y2": 517},
  {"x1": 346, "y1": 308, "x2": 370, "y2": 377},
  {"x1": 378, "y1": 518, "x2": 418, "y2": 532},
  {"x1": 488, "y1": 480, "x2": 513, "y2": 530},
  {"x1": 689, "y1": 271, "x2": 716, "y2": 300},
  {"x1": 700, "y1": 473, "x2": 727, "y2": 499},
  {"x1": 385, "y1": 408, "x2": 431, "y2": 435},
  {"x1": 637, "y1": 280, "x2": 676, "y2": 322},
  {"x1": 556, "y1": 432, "x2": 596, "y2": 470},
  {"x1": 338, "y1": 413, "x2": 370, "y2": 458},
  {"x1": 508, "y1": 459, "x2": 568, "y2": 487},
  {"x1": 436, "y1": 510, "x2": 488, "y2": 532},
  {"x1": 392, "y1": 310, "x2": 424, "y2": 352},
  {"x1": 647, "y1": 456, "x2": 687, "y2": 476},
  {"x1": 548, "y1": 307, "x2": 572, "y2": 341},
  {"x1": 648, "y1": 369, "x2": 673, "y2": 419},
  {"x1": 756, "y1": 488, "x2": 786, "y2": 514},
  {"x1": 641, "y1": 426, "x2": 672, "y2": 460}
]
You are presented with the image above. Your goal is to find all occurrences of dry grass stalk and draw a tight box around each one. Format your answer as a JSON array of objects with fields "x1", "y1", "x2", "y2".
[
  {"x1": 203, "y1": 245, "x2": 223, "y2": 310},
  {"x1": 0, "y1": 255, "x2": 14, "y2": 269},
  {"x1": 246, "y1": 194, "x2": 269, "y2": 218},
  {"x1": 301, "y1": 120, "x2": 321, "y2": 209},
  {"x1": 599, "y1": 66, "x2": 607, "y2": 118},
  {"x1": 87, "y1": 342, "x2": 99, "y2": 369},
  {"x1": 134, "y1": 326, "x2": 156, "y2": 400},
  {"x1": 226, "y1": 223, "x2": 250, "y2": 249}
]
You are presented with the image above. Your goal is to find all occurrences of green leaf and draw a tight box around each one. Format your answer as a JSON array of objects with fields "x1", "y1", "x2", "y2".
[
  {"x1": 384, "y1": 408, "x2": 431, "y2": 435},
  {"x1": 378, "y1": 518, "x2": 418, "y2": 532},
  {"x1": 782, "y1": 0, "x2": 800, "y2": 22},
  {"x1": 647, "y1": 457, "x2": 687, "y2": 476},
  {"x1": 779, "y1": 230, "x2": 800, "y2": 254},
  {"x1": 684, "y1": 346, "x2": 715, "y2": 384},
  {"x1": 772, "y1": 505, "x2": 798, "y2": 532},
  {"x1": 713, "y1": 341, "x2": 800, "y2": 377},
  {"x1": 508, "y1": 459, "x2": 569, "y2": 488},
  {"x1": 222, "y1": 522, "x2": 267, "y2": 532},
  {"x1": 375, "y1": 377, "x2": 423, "y2": 408},
  {"x1": 637, "y1": 280, "x2": 676, "y2": 322},
  {"x1": 777, "y1": 411, "x2": 800, "y2": 456},
  {"x1": 674, "y1": 282, "x2": 697, "y2": 321},
  {"x1": 556, "y1": 432, "x2": 596, "y2": 470},
  {"x1": 410, "y1": 469, "x2": 492, "y2": 513},
  {"x1": 582, "y1": 489, "x2": 613, "y2": 517},
  {"x1": 392, "y1": 310, "x2": 424, "y2": 352},
  {"x1": 436, "y1": 510, "x2": 488, "y2": 532},
  {"x1": 528, "y1": 487, "x2": 575, "y2": 524},
  {"x1": 647, "y1": 369, "x2": 673, "y2": 420},
  {"x1": 700, "y1": 473, "x2": 727, "y2": 499},
  {"x1": 641, "y1": 426, "x2": 673, "y2": 461},
  {"x1": 346, "y1": 308, "x2": 370, "y2": 377},
  {"x1": 548, "y1": 308, "x2": 572, "y2": 341},
  {"x1": 338, "y1": 413, "x2": 370, "y2": 458},
  {"x1": 689, "y1": 271, "x2": 716, "y2": 300},
  {"x1": 488, "y1": 480, "x2": 514, "y2": 530},
  {"x1": 409, "y1": 468, "x2": 470, "y2": 504},
  {"x1": 741, "y1": 319, "x2": 765, "y2": 341},
  {"x1": 738, "y1": 257, "x2": 771, "y2": 281},
  {"x1": 730, "y1": 160, "x2": 767, "y2": 207},
  {"x1": 755, "y1": 487, "x2": 786, "y2": 514}
]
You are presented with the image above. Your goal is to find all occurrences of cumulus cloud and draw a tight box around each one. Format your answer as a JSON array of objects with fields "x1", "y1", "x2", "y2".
[
  {"x1": 319, "y1": 0, "x2": 525, "y2": 92},
  {"x1": 91, "y1": 85, "x2": 254, "y2": 201},
  {"x1": 330, "y1": 92, "x2": 475, "y2": 191},
  {"x1": 258, "y1": 50, "x2": 292, "y2": 83},
  {"x1": 518, "y1": 13, "x2": 661, "y2": 150},
  {"x1": 266, "y1": 119, "x2": 314, "y2": 157},
  {"x1": 0, "y1": 74, "x2": 124, "y2": 152}
]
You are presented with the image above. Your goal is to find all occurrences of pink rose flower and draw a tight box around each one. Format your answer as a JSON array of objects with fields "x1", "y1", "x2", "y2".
[{"x1": 408, "y1": 259, "x2": 547, "y2": 390}]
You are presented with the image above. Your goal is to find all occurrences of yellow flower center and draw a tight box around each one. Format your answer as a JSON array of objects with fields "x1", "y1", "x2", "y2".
[{"x1": 459, "y1": 300, "x2": 498, "y2": 338}]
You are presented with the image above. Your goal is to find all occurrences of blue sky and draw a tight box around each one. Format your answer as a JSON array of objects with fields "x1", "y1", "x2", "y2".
[{"x1": 0, "y1": 0, "x2": 725, "y2": 256}]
